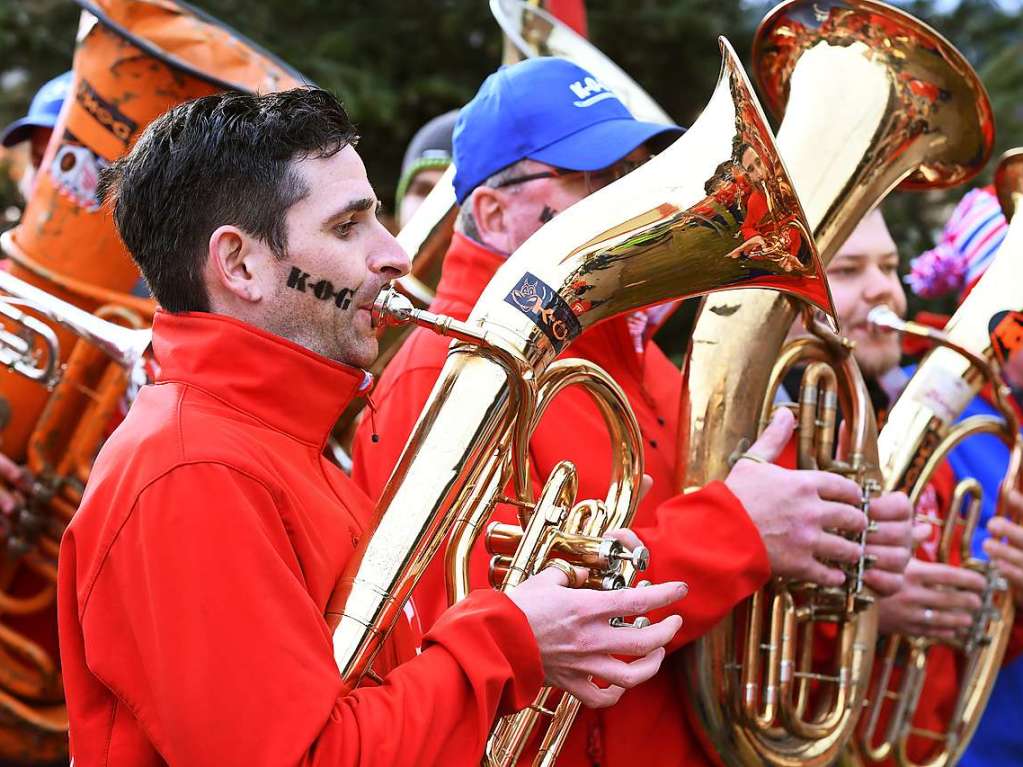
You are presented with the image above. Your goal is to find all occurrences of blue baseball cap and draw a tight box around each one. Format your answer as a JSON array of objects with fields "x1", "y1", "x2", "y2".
[
  {"x1": 1, "y1": 71, "x2": 72, "y2": 148},
  {"x1": 452, "y1": 57, "x2": 682, "y2": 204}
]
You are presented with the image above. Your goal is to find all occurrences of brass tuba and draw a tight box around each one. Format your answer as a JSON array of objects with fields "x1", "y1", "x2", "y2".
[
  {"x1": 848, "y1": 148, "x2": 1023, "y2": 767},
  {"x1": 678, "y1": 2, "x2": 993, "y2": 765},
  {"x1": 332, "y1": 39, "x2": 835, "y2": 767}
]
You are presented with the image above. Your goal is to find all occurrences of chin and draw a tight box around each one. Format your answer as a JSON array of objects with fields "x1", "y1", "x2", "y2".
[{"x1": 341, "y1": 338, "x2": 379, "y2": 370}]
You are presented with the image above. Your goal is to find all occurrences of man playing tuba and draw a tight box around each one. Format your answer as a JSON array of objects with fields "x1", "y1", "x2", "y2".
[
  {"x1": 786, "y1": 205, "x2": 1023, "y2": 766},
  {"x1": 56, "y1": 87, "x2": 688, "y2": 767},
  {"x1": 351, "y1": 57, "x2": 916, "y2": 767},
  {"x1": 903, "y1": 185, "x2": 1023, "y2": 767}
]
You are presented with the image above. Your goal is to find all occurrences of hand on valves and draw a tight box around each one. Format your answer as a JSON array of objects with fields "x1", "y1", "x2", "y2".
[
  {"x1": 724, "y1": 408, "x2": 914, "y2": 593},
  {"x1": 507, "y1": 539, "x2": 686, "y2": 709},
  {"x1": 983, "y1": 489, "x2": 1023, "y2": 609}
]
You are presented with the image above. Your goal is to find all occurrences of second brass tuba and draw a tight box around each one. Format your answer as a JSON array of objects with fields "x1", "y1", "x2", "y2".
[
  {"x1": 849, "y1": 148, "x2": 1023, "y2": 767},
  {"x1": 332, "y1": 39, "x2": 834, "y2": 767},
  {"x1": 679, "y1": 2, "x2": 993, "y2": 765}
]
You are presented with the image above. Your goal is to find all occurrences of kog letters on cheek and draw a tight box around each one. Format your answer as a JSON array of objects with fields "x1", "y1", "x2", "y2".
[{"x1": 287, "y1": 267, "x2": 354, "y2": 309}]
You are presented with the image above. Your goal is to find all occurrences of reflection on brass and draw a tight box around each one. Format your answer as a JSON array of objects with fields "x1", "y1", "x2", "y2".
[
  {"x1": 849, "y1": 150, "x2": 1023, "y2": 767},
  {"x1": 331, "y1": 39, "x2": 834, "y2": 767},
  {"x1": 679, "y1": 2, "x2": 994, "y2": 766}
]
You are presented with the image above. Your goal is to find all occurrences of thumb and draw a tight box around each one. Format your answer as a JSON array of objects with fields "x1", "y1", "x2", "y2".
[{"x1": 746, "y1": 407, "x2": 795, "y2": 463}]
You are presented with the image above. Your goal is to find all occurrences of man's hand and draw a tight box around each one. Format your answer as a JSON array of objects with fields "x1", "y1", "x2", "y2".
[
  {"x1": 861, "y1": 491, "x2": 920, "y2": 596},
  {"x1": 983, "y1": 489, "x2": 1023, "y2": 608},
  {"x1": 724, "y1": 408, "x2": 868, "y2": 587},
  {"x1": 876, "y1": 558, "x2": 986, "y2": 640},
  {"x1": 507, "y1": 563, "x2": 686, "y2": 709}
]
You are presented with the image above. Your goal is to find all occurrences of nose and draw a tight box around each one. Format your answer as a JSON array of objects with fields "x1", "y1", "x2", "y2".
[
  {"x1": 862, "y1": 265, "x2": 894, "y2": 305},
  {"x1": 368, "y1": 227, "x2": 411, "y2": 280}
]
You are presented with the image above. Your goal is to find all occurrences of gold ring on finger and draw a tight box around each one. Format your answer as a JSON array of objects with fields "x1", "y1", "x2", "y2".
[{"x1": 546, "y1": 558, "x2": 583, "y2": 588}]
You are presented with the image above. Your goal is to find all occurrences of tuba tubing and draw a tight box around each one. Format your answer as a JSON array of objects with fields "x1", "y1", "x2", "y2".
[
  {"x1": 850, "y1": 148, "x2": 1023, "y2": 767},
  {"x1": 679, "y1": 2, "x2": 993, "y2": 766}
]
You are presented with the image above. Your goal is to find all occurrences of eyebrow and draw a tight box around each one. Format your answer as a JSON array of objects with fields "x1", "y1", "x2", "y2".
[{"x1": 324, "y1": 197, "x2": 379, "y2": 226}]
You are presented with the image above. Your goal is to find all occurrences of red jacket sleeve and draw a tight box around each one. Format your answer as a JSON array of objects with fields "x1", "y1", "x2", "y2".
[
  {"x1": 77, "y1": 463, "x2": 542, "y2": 767},
  {"x1": 632, "y1": 482, "x2": 771, "y2": 653}
]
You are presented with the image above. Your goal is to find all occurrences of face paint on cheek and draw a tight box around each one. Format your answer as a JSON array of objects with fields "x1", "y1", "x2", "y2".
[
  {"x1": 285, "y1": 266, "x2": 355, "y2": 309},
  {"x1": 538, "y1": 205, "x2": 558, "y2": 225}
]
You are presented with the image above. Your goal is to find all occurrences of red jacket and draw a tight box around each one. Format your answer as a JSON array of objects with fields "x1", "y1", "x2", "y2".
[
  {"x1": 352, "y1": 234, "x2": 771, "y2": 767},
  {"x1": 57, "y1": 310, "x2": 543, "y2": 767}
]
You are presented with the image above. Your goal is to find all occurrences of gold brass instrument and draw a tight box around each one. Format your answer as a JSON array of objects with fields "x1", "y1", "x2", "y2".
[
  {"x1": 679, "y1": 2, "x2": 993, "y2": 765},
  {"x1": 848, "y1": 149, "x2": 1023, "y2": 767},
  {"x1": 0, "y1": 1, "x2": 306, "y2": 760},
  {"x1": 0, "y1": 268, "x2": 154, "y2": 761},
  {"x1": 331, "y1": 39, "x2": 835, "y2": 767}
]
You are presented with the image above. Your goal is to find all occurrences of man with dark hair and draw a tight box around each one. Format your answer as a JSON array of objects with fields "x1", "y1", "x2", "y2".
[
  {"x1": 57, "y1": 87, "x2": 686, "y2": 766},
  {"x1": 352, "y1": 57, "x2": 915, "y2": 767}
]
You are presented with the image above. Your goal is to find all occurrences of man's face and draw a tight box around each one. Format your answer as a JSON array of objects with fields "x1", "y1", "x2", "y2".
[
  {"x1": 398, "y1": 166, "x2": 446, "y2": 228},
  {"x1": 826, "y1": 209, "x2": 907, "y2": 379},
  {"x1": 740, "y1": 146, "x2": 767, "y2": 184},
  {"x1": 262, "y1": 146, "x2": 410, "y2": 368},
  {"x1": 494, "y1": 146, "x2": 650, "y2": 254}
]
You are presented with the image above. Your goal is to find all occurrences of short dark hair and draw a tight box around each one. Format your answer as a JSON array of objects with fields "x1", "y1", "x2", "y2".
[{"x1": 99, "y1": 88, "x2": 359, "y2": 313}]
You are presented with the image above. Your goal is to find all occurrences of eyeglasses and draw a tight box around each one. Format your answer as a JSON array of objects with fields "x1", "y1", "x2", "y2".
[{"x1": 492, "y1": 156, "x2": 650, "y2": 194}]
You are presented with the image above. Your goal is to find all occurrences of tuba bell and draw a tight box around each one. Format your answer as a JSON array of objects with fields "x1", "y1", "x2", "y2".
[
  {"x1": 332, "y1": 38, "x2": 835, "y2": 767},
  {"x1": 678, "y1": 2, "x2": 993, "y2": 765},
  {"x1": 848, "y1": 148, "x2": 1023, "y2": 767}
]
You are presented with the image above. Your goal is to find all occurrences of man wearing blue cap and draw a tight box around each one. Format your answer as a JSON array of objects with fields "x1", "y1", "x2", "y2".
[
  {"x1": 353, "y1": 57, "x2": 914, "y2": 766},
  {"x1": 1, "y1": 72, "x2": 72, "y2": 200}
]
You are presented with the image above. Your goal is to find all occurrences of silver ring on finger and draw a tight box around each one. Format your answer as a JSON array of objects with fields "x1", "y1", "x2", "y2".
[{"x1": 923, "y1": 608, "x2": 934, "y2": 623}]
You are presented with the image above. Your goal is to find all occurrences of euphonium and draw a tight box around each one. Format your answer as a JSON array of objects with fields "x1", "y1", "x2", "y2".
[
  {"x1": 679, "y1": 2, "x2": 993, "y2": 765},
  {"x1": 331, "y1": 39, "x2": 835, "y2": 767},
  {"x1": 848, "y1": 148, "x2": 1023, "y2": 767}
]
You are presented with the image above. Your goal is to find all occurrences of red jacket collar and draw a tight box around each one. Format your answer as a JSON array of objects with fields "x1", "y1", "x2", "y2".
[
  {"x1": 151, "y1": 310, "x2": 367, "y2": 447},
  {"x1": 433, "y1": 233, "x2": 646, "y2": 377}
]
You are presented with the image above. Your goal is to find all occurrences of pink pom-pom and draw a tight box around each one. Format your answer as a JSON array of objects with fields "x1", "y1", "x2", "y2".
[{"x1": 907, "y1": 243, "x2": 968, "y2": 299}]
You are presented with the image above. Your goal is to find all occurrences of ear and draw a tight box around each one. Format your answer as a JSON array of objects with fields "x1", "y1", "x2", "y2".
[
  {"x1": 470, "y1": 187, "x2": 513, "y2": 253},
  {"x1": 207, "y1": 225, "x2": 268, "y2": 305}
]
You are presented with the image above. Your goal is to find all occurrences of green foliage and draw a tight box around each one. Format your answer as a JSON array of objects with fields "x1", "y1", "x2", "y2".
[{"x1": 0, "y1": 0, "x2": 1019, "y2": 319}]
